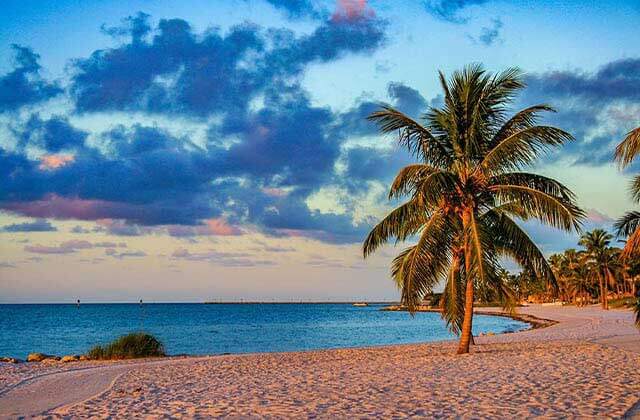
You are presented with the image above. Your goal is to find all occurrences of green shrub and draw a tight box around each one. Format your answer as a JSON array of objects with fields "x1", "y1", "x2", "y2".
[{"x1": 88, "y1": 333, "x2": 165, "y2": 360}]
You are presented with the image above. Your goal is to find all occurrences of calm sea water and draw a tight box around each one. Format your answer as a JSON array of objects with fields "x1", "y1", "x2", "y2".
[{"x1": 0, "y1": 304, "x2": 528, "y2": 359}]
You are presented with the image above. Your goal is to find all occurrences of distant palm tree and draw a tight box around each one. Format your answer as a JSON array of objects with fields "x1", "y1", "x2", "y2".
[
  {"x1": 550, "y1": 249, "x2": 591, "y2": 305},
  {"x1": 579, "y1": 229, "x2": 615, "y2": 310},
  {"x1": 568, "y1": 249, "x2": 593, "y2": 306},
  {"x1": 363, "y1": 65, "x2": 584, "y2": 354},
  {"x1": 614, "y1": 126, "x2": 640, "y2": 259}
]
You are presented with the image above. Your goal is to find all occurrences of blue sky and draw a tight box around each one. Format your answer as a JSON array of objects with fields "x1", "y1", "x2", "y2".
[{"x1": 0, "y1": 0, "x2": 639, "y2": 302}]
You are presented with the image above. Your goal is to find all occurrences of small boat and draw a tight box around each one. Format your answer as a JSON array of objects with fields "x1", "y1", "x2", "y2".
[{"x1": 352, "y1": 302, "x2": 368, "y2": 307}]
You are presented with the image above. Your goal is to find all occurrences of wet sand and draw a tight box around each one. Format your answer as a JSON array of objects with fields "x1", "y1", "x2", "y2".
[{"x1": 1, "y1": 304, "x2": 638, "y2": 418}]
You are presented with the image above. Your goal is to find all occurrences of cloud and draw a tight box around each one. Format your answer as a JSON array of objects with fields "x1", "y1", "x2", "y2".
[
  {"x1": 39, "y1": 154, "x2": 75, "y2": 171},
  {"x1": 0, "y1": 45, "x2": 62, "y2": 112},
  {"x1": 60, "y1": 239, "x2": 93, "y2": 249},
  {"x1": 387, "y1": 82, "x2": 428, "y2": 117},
  {"x1": 70, "y1": 225, "x2": 91, "y2": 233},
  {"x1": 337, "y1": 81, "x2": 428, "y2": 139},
  {"x1": 586, "y1": 208, "x2": 614, "y2": 225},
  {"x1": 261, "y1": 0, "x2": 320, "y2": 18},
  {"x1": 14, "y1": 115, "x2": 87, "y2": 152},
  {"x1": 1, "y1": 219, "x2": 57, "y2": 232},
  {"x1": 94, "y1": 241, "x2": 127, "y2": 248},
  {"x1": 23, "y1": 239, "x2": 125, "y2": 255},
  {"x1": 25, "y1": 244, "x2": 77, "y2": 254},
  {"x1": 343, "y1": 146, "x2": 411, "y2": 185},
  {"x1": 332, "y1": 0, "x2": 375, "y2": 22},
  {"x1": 70, "y1": 12, "x2": 385, "y2": 116},
  {"x1": 423, "y1": 0, "x2": 490, "y2": 23},
  {"x1": 521, "y1": 57, "x2": 640, "y2": 167},
  {"x1": 476, "y1": 18, "x2": 502, "y2": 46},
  {"x1": 0, "y1": 12, "x2": 391, "y2": 244},
  {"x1": 171, "y1": 248, "x2": 276, "y2": 267},
  {"x1": 105, "y1": 248, "x2": 146, "y2": 258},
  {"x1": 166, "y1": 218, "x2": 242, "y2": 237}
]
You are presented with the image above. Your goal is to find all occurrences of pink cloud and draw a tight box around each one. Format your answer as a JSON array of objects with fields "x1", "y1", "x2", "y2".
[
  {"x1": 166, "y1": 218, "x2": 242, "y2": 237},
  {"x1": 4, "y1": 195, "x2": 241, "y2": 238},
  {"x1": 262, "y1": 187, "x2": 289, "y2": 197},
  {"x1": 586, "y1": 208, "x2": 614, "y2": 224},
  {"x1": 38, "y1": 154, "x2": 75, "y2": 171},
  {"x1": 332, "y1": 0, "x2": 374, "y2": 22},
  {"x1": 4, "y1": 194, "x2": 122, "y2": 221},
  {"x1": 23, "y1": 239, "x2": 125, "y2": 255}
]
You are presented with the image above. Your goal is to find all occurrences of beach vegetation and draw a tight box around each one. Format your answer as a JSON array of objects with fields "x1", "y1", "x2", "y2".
[
  {"x1": 578, "y1": 229, "x2": 618, "y2": 310},
  {"x1": 87, "y1": 332, "x2": 165, "y2": 360},
  {"x1": 363, "y1": 64, "x2": 583, "y2": 354}
]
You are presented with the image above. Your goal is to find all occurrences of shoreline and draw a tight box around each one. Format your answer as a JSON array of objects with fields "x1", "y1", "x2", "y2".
[
  {"x1": 381, "y1": 304, "x2": 559, "y2": 331},
  {"x1": 0, "y1": 305, "x2": 529, "y2": 361},
  {"x1": 1, "y1": 305, "x2": 639, "y2": 417}
]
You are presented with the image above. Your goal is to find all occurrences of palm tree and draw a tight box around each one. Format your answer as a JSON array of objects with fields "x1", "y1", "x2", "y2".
[
  {"x1": 614, "y1": 127, "x2": 640, "y2": 259},
  {"x1": 579, "y1": 229, "x2": 615, "y2": 310},
  {"x1": 567, "y1": 249, "x2": 592, "y2": 306},
  {"x1": 549, "y1": 252, "x2": 577, "y2": 304},
  {"x1": 363, "y1": 65, "x2": 584, "y2": 354}
]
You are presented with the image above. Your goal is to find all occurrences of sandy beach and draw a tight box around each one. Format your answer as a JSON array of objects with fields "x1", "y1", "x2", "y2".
[{"x1": 1, "y1": 304, "x2": 639, "y2": 418}]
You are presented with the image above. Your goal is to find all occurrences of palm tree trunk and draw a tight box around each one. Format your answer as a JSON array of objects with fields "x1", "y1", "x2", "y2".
[
  {"x1": 457, "y1": 210, "x2": 476, "y2": 355},
  {"x1": 457, "y1": 273, "x2": 475, "y2": 354},
  {"x1": 599, "y1": 274, "x2": 606, "y2": 309}
]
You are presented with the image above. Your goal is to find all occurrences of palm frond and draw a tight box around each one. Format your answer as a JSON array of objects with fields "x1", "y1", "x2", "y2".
[
  {"x1": 614, "y1": 211, "x2": 640, "y2": 238},
  {"x1": 491, "y1": 184, "x2": 584, "y2": 232},
  {"x1": 388, "y1": 164, "x2": 438, "y2": 200},
  {"x1": 631, "y1": 174, "x2": 640, "y2": 203},
  {"x1": 481, "y1": 257, "x2": 517, "y2": 313},
  {"x1": 440, "y1": 253, "x2": 465, "y2": 334},
  {"x1": 488, "y1": 105, "x2": 554, "y2": 149},
  {"x1": 620, "y1": 223, "x2": 640, "y2": 260},
  {"x1": 362, "y1": 198, "x2": 429, "y2": 257},
  {"x1": 489, "y1": 172, "x2": 578, "y2": 202},
  {"x1": 391, "y1": 213, "x2": 452, "y2": 312},
  {"x1": 466, "y1": 211, "x2": 490, "y2": 297},
  {"x1": 480, "y1": 126, "x2": 573, "y2": 174},
  {"x1": 482, "y1": 209, "x2": 557, "y2": 291},
  {"x1": 614, "y1": 126, "x2": 640, "y2": 168},
  {"x1": 367, "y1": 106, "x2": 452, "y2": 168}
]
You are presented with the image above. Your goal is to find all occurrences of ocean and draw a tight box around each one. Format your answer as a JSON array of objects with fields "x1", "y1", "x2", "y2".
[{"x1": 0, "y1": 303, "x2": 528, "y2": 359}]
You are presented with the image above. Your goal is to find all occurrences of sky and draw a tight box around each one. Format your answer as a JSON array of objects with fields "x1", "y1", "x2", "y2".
[{"x1": 0, "y1": 0, "x2": 639, "y2": 303}]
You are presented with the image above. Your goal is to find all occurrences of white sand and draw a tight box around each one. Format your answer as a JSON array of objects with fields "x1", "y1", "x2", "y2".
[{"x1": 1, "y1": 304, "x2": 638, "y2": 418}]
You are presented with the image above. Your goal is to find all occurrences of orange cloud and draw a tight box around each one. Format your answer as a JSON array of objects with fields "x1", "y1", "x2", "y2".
[
  {"x1": 39, "y1": 154, "x2": 75, "y2": 170},
  {"x1": 206, "y1": 218, "x2": 242, "y2": 236}
]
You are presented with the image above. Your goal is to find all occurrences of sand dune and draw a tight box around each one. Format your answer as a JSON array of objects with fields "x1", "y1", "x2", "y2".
[{"x1": 1, "y1": 305, "x2": 638, "y2": 418}]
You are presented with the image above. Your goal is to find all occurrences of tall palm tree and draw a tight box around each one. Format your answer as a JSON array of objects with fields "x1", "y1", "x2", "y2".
[
  {"x1": 363, "y1": 65, "x2": 584, "y2": 354},
  {"x1": 579, "y1": 229, "x2": 614, "y2": 310},
  {"x1": 614, "y1": 127, "x2": 640, "y2": 259}
]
